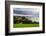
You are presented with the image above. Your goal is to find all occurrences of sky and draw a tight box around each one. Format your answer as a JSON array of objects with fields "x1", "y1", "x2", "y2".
[{"x1": 13, "y1": 8, "x2": 39, "y2": 18}]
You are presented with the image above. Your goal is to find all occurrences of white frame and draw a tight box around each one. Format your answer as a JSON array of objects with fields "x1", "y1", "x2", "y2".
[{"x1": 9, "y1": 5, "x2": 43, "y2": 33}]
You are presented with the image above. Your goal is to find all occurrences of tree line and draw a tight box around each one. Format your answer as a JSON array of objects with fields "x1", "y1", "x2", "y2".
[{"x1": 13, "y1": 16, "x2": 39, "y2": 24}]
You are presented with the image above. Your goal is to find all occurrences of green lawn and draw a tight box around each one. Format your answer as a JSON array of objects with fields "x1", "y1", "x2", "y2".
[{"x1": 13, "y1": 24, "x2": 39, "y2": 28}]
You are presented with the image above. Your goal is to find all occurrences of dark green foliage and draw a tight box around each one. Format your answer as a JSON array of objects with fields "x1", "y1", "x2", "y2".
[{"x1": 13, "y1": 16, "x2": 39, "y2": 24}]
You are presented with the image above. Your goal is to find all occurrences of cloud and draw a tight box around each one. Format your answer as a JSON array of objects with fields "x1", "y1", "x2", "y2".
[{"x1": 13, "y1": 8, "x2": 39, "y2": 18}]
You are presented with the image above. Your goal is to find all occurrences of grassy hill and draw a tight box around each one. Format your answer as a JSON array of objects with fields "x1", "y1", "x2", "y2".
[{"x1": 13, "y1": 24, "x2": 39, "y2": 28}]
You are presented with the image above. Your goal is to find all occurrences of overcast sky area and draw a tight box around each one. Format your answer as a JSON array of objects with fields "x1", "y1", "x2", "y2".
[{"x1": 13, "y1": 8, "x2": 39, "y2": 18}]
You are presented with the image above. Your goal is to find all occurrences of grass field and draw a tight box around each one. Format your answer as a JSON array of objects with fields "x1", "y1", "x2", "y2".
[{"x1": 13, "y1": 24, "x2": 39, "y2": 28}]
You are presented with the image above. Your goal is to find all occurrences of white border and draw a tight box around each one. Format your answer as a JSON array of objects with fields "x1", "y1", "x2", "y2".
[{"x1": 9, "y1": 5, "x2": 43, "y2": 33}]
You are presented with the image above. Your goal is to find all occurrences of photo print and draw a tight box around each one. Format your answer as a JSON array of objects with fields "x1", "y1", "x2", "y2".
[{"x1": 13, "y1": 8, "x2": 39, "y2": 28}]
